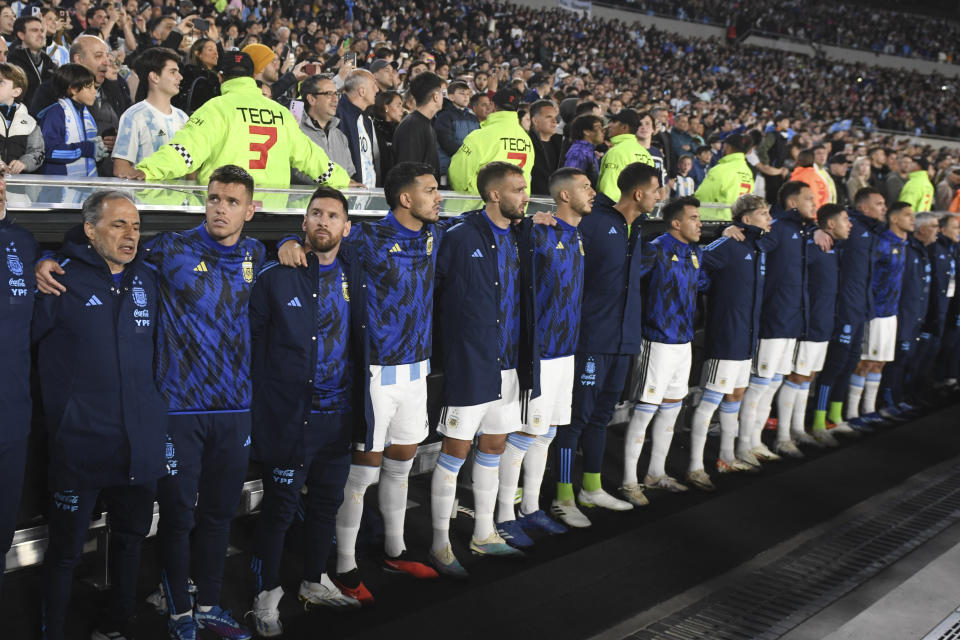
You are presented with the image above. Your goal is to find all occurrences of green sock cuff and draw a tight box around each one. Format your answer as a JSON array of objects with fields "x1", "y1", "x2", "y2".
[
  {"x1": 827, "y1": 401, "x2": 843, "y2": 423},
  {"x1": 582, "y1": 472, "x2": 602, "y2": 492},
  {"x1": 812, "y1": 409, "x2": 827, "y2": 432},
  {"x1": 556, "y1": 482, "x2": 575, "y2": 502}
]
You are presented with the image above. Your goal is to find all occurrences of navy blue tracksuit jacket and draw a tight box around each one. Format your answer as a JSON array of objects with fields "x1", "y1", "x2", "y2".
[
  {"x1": 32, "y1": 242, "x2": 168, "y2": 491},
  {"x1": 925, "y1": 235, "x2": 956, "y2": 338},
  {"x1": 898, "y1": 236, "x2": 931, "y2": 344},
  {"x1": 835, "y1": 209, "x2": 883, "y2": 333},
  {"x1": 701, "y1": 222, "x2": 767, "y2": 361},
  {"x1": 1, "y1": 218, "x2": 36, "y2": 441},
  {"x1": 805, "y1": 236, "x2": 839, "y2": 343},
  {"x1": 759, "y1": 208, "x2": 815, "y2": 340}
]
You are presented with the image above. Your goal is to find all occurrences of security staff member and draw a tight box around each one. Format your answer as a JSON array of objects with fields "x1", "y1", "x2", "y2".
[
  {"x1": 33, "y1": 191, "x2": 167, "y2": 640},
  {"x1": 694, "y1": 133, "x2": 755, "y2": 221},
  {"x1": 596, "y1": 108, "x2": 653, "y2": 202},
  {"x1": 135, "y1": 51, "x2": 350, "y2": 190},
  {"x1": 449, "y1": 88, "x2": 534, "y2": 196}
]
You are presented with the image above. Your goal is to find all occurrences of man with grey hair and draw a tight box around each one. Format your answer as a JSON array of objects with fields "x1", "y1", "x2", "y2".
[
  {"x1": 337, "y1": 68, "x2": 380, "y2": 187},
  {"x1": 33, "y1": 190, "x2": 168, "y2": 640},
  {"x1": 294, "y1": 74, "x2": 357, "y2": 184}
]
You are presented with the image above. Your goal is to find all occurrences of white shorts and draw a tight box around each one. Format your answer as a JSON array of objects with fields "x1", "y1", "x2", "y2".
[
  {"x1": 701, "y1": 359, "x2": 751, "y2": 395},
  {"x1": 792, "y1": 340, "x2": 829, "y2": 376},
  {"x1": 634, "y1": 341, "x2": 691, "y2": 405},
  {"x1": 438, "y1": 369, "x2": 522, "y2": 440},
  {"x1": 521, "y1": 355, "x2": 574, "y2": 435},
  {"x1": 861, "y1": 315, "x2": 898, "y2": 362},
  {"x1": 365, "y1": 359, "x2": 430, "y2": 451},
  {"x1": 753, "y1": 338, "x2": 797, "y2": 377}
]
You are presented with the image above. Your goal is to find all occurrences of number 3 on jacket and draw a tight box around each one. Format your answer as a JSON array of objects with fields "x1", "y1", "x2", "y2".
[{"x1": 249, "y1": 125, "x2": 278, "y2": 170}]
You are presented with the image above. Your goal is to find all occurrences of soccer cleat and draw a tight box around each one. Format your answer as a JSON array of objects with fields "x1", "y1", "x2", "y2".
[
  {"x1": 331, "y1": 569, "x2": 374, "y2": 606},
  {"x1": 792, "y1": 430, "x2": 822, "y2": 448},
  {"x1": 577, "y1": 488, "x2": 633, "y2": 511},
  {"x1": 550, "y1": 499, "x2": 592, "y2": 528},
  {"x1": 298, "y1": 575, "x2": 361, "y2": 609},
  {"x1": 812, "y1": 429, "x2": 839, "y2": 447},
  {"x1": 827, "y1": 420, "x2": 860, "y2": 436},
  {"x1": 496, "y1": 519, "x2": 535, "y2": 548},
  {"x1": 470, "y1": 532, "x2": 526, "y2": 558},
  {"x1": 194, "y1": 606, "x2": 251, "y2": 639},
  {"x1": 716, "y1": 457, "x2": 757, "y2": 474},
  {"x1": 684, "y1": 469, "x2": 716, "y2": 491},
  {"x1": 517, "y1": 509, "x2": 567, "y2": 535},
  {"x1": 382, "y1": 552, "x2": 439, "y2": 579},
  {"x1": 168, "y1": 615, "x2": 198, "y2": 640},
  {"x1": 428, "y1": 545, "x2": 469, "y2": 579},
  {"x1": 859, "y1": 411, "x2": 887, "y2": 425},
  {"x1": 774, "y1": 439, "x2": 805, "y2": 459},
  {"x1": 878, "y1": 406, "x2": 909, "y2": 422},
  {"x1": 618, "y1": 482, "x2": 650, "y2": 506},
  {"x1": 751, "y1": 444, "x2": 782, "y2": 462},
  {"x1": 247, "y1": 586, "x2": 283, "y2": 638},
  {"x1": 845, "y1": 417, "x2": 875, "y2": 435},
  {"x1": 736, "y1": 449, "x2": 762, "y2": 468},
  {"x1": 644, "y1": 474, "x2": 689, "y2": 492}
]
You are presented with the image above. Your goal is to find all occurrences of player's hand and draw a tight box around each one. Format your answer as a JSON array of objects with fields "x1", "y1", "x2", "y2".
[
  {"x1": 813, "y1": 228, "x2": 833, "y2": 251},
  {"x1": 36, "y1": 259, "x2": 66, "y2": 295},
  {"x1": 278, "y1": 240, "x2": 307, "y2": 268},
  {"x1": 7, "y1": 159, "x2": 25, "y2": 174},
  {"x1": 531, "y1": 211, "x2": 556, "y2": 226},
  {"x1": 722, "y1": 225, "x2": 745, "y2": 242}
]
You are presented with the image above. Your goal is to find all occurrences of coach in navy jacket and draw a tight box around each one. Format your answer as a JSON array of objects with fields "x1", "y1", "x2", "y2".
[
  {"x1": 702, "y1": 221, "x2": 767, "y2": 361},
  {"x1": 249, "y1": 244, "x2": 372, "y2": 465},
  {"x1": 926, "y1": 233, "x2": 957, "y2": 339},
  {"x1": 435, "y1": 210, "x2": 540, "y2": 406}
]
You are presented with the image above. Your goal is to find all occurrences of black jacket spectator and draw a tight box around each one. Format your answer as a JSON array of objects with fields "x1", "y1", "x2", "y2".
[
  {"x1": 530, "y1": 133, "x2": 563, "y2": 196},
  {"x1": 393, "y1": 110, "x2": 439, "y2": 176},
  {"x1": 7, "y1": 46, "x2": 55, "y2": 110}
]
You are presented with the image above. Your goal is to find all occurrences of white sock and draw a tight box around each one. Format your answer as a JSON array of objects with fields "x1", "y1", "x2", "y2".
[
  {"x1": 846, "y1": 374, "x2": 865, "y2": 419},
  {"x1": 496, "y1": 433, "x2": 532, "y2": 523},
  {"x1": 862, "y1": 372, "x2": 882, "y2": 414},
  {"x1": 623, "y1": 403, "x2": 658, "y2": 485},
  {"x1": 335, "y1": 464, "x2": 380, "y2": 574},
  {"x1": 520, "y1": 426, "x2": 555, "y2": 515},
  {"x1": 753, "y1": 375, "x2": 782, "y2": 448},
  {"x1": 379, "y1": 456, "x2": 414, "y2": 559},
  {"x1": 719, "y1": 400, "x2": 741, "y2": 461},
  {"x1": 690, "y1": 391, "x2": 721, "y2": 472},
  {"x1": 430, "y1": 452, "x2": 464, "y2": 553},
  {"x1": 791, "y1": 383, "x2": 811, "y2": 437},
  {"x1": 472, "y1": 451, "x2": 500, "y2": 540},
  {"x1": 776, "y1": 380, "x2": 801, "y2": 443},
  {"x1": 646, "y1": 401, "x2": 681, "y2": 479},
  {"x1": 738, "y1": 377, "x2": 769, "y2": 456}
]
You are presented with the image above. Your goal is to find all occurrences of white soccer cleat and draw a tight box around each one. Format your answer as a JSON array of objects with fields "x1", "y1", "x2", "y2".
[
  {"x1": 551, "y1": 498, "x2": 592, "y2": 527},
  {"x1": 298, "y1": 574, "x2": 361, "y2": 609},
  {"x1": 248, "y1": 586, "x2": 284, "y2": 638},
  {"x1": 577, "y1": 488, "x2": 634, "y2": 511}
]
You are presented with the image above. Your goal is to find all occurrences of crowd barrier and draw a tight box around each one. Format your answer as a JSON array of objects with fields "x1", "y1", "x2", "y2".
[{"x1": 2, "y1": 175, "x2": 731, "y2": 582}]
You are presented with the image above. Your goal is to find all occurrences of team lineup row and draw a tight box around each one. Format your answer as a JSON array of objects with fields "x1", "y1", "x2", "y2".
[{"x1": 2, "y1": 157, "x2": 956, "y2": 639}]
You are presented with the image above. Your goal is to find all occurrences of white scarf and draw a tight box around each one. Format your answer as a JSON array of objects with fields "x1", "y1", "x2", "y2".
[{"x1": 58, "y1": 98, "x2": 98, "y2": 177}]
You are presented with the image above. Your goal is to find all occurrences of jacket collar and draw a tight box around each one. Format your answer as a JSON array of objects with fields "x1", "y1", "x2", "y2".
[{"x1": 481, "y1": 110, "x2": 519, "y2": 128}]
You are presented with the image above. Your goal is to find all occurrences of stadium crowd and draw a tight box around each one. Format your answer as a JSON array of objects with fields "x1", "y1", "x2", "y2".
[
  {"x1": 624, "y1": 0, "x2": 960, "y2": 63},
  {"x1": 3, "y1": 0, "x2": 960, "y2": 639}
]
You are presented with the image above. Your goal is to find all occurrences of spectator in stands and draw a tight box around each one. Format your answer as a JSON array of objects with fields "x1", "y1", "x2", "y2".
[
  {"x1": 694, "y1": 133, "x2": 755, "y2": 221},
  {"x1": 393, "y1": 71, "x2": 443, "y2": 174},
  {"x1": 0, "y1": 63, "x2": 43, "y2": 174},
  {"x1": 812, "y1": 144, "x2": 837, "y2": 204},
  {"x1": 755, "y1": 113, "x2": 792, "y2": 206},
  {"x1": 791, "y1": 149, "x2": 832, "y2": 209},
  {"x1": 885, "y1": 154, "x2": 911, "y2": 205},
  {"x1": 529, "y1": 99, "x2": 562, "y2": 196},
  {"x1": 899, "y1": 156, "x2": 936, "y2": 212},
  {"x1": 294, "y1": 74, "x2": 356, "y2": 184},
  {"x1": 337, "y1": 68, "x2": 379, "y2": 188},
  {"x1": 868, "y1": 147, "x2": 889, "y2": 188},
  {"x1": 563, "y1": 114, "x2": 603, "y2": 188},
  {"x1": 0, "y1": 7, "x2": 14, "y2": 45},
  {"x1": 8, "y1": 16, "x2": 55, "y2": 111},
  {"x1": 691, "y1": 145, "x2": 713, "y2": 188},
  {"x1": 42, "y1": 8, "x2": 69, "y2": 67},
  {"x1": 637, "y1": 110, "x2": 667, "y2": 187},
  {"x1": 935, "y1": 166, "x2": 960, "y2": 211},
  {"x1": 650, "y1": 105, "x2": 674, "y2": 174},
  {"x1": 174, "y1": 37, "x2": 221, "y2": 115},
  {"x1": 370, "y1": 90, "x2": 401, "y2": 186},
  {"x1": 470, "y1": 91, "x2": 493, "y2": 124},
  {"x1": 434, "y1": 79, "x2": 479, "y2": 181},
  {"x1": 673, "y1": 154, "x2": 696, "y2": 197},
  {"x1": 33, "y1": 190, "x2": 167, "y2": 640},
  {"x1": 39, "y1": 64, "x2": 108, "y2": 177},
  {"x1": 597, "y1": 108, "x2": 652, "y2": 202},
  {"x1": 370, "y1": 59, "x2": 397, "y2": 92},
  {"x1": 670, "y1": 113, "x2": 696, "y2": 167},
  {"x1": 847, "y1": 156, "x2": 872, "y2": 204},
  {"x1": 112, "y1": 48, "x2": 187, "y2": 179},
  {"x1": 827, "y1": 153, "x2": 851, "y2": 208}
]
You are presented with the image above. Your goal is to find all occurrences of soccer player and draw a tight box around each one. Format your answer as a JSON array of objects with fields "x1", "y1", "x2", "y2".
[
  {"x1": 880, "y1": 210, "x2": 934, "y2": 416},
  {"x1": 494, "y1": 167, "x2": 593, "y2": 548},
  {"x1": 247, "y1": 187, "x2": 368, "y2": 636},
  {"x1": 693, "y1": 194, "x2": 770, "y2": 477},
  {"x1": 737, "y1": 181, "x2": 818, "y2": 467},
  {"x1": 846, "y1": 201, "x2": 910, "y2": 429},
  {"x1": 622, "y1": 196, "x2": 709, "y2": 492},
  {"x1": 810, "y1": 187, "x2": 887, "y2": 437},
  {"x1": 431, "y1": 161, "x2": 535, "y2": 575},
  {"x1": 33, "y1": 191, "x2": 167, "y2": 640},
  {"x1": 554, "y1": 162, "x2": 663, "y2": 524},
  {"x1": 0, "y1": 177, "x2": 33, "y2": 597},
  {"x1": 775, "y1": 203, "x2": 850, "y2": 455}
]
